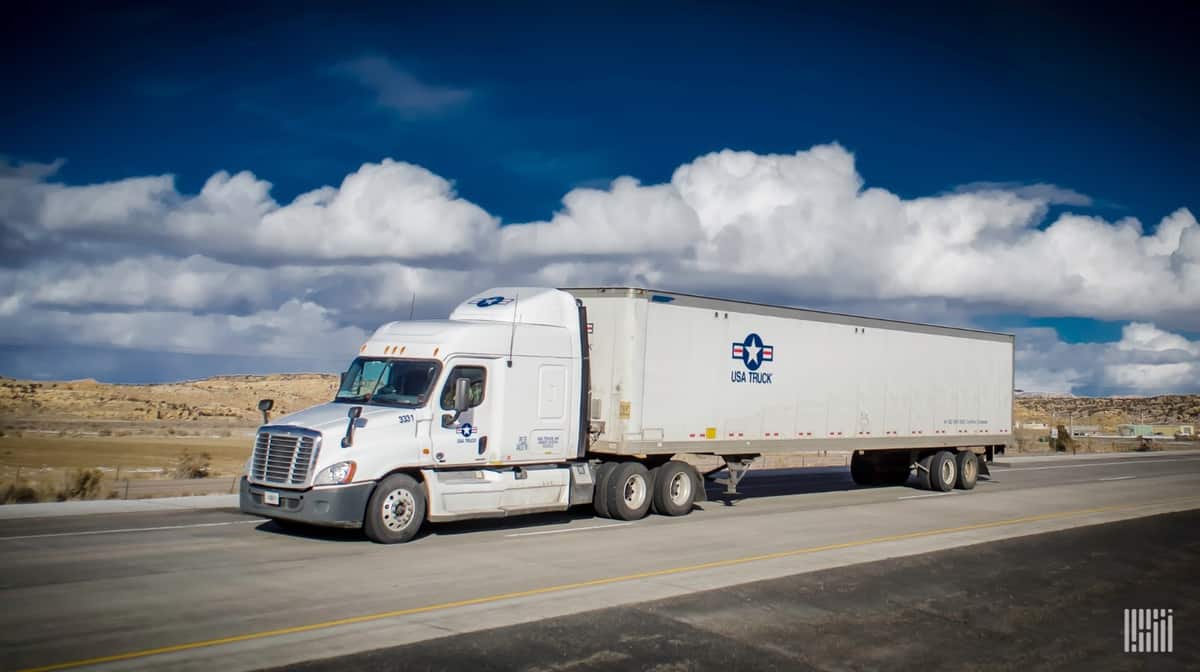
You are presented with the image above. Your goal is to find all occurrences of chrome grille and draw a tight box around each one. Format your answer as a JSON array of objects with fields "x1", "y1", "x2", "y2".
[{"x1": 251, "y1": 429, "x2": 318, "y2": 486}]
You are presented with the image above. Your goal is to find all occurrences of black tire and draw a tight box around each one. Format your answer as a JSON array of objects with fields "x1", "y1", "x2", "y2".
[
  {"x1": 363, "y1": 473, "x2": 426, "y2": 543},
  {"x1": 926, "y1": 451, "x2": 957, "y2": 492},
  {"x1": 955, "y1": 451, "x2": 979, "y2": 490},
  {"x1": 650, "y1": 461, "x2": 696, "y2": 516},
  {"x1": 605, "y1": 462, "x2": 653, "y2": 521},
  {"x1": 592, "y1": 462, "x2": 616, "y2": 519},
  {"x1": 916, "y1": 453, "x2": 934, "y2": 489},
  {"x1": 850, "y1": 452, "x2": 877, "y2": 486},
  {"x1": 876, "y1": 461, "x2": 912, "y2": 486}
]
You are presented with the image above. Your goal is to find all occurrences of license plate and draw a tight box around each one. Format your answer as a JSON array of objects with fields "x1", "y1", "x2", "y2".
[{"x1": 262, "y1": 491, "x2": 280, "y2": 506}]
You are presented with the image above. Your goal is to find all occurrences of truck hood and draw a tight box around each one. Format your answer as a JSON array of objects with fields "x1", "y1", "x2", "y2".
[{"x1": 267, "y1": 402, "x2": 416, "y2": 435}]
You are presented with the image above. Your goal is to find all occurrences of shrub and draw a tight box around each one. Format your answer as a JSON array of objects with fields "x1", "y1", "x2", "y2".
[
  {"x1": 2, "y1": 481, "x2": 40, "y2": 504},
  {"x1": 172, "y1": 448, "x2": 212, "y2": 479},
  {"x1": 1054, "y1": 425, "x2": 1074, "y2": 453},
  {"x1": 66, "y1": 468, "x2": 104, "y2": 500}
]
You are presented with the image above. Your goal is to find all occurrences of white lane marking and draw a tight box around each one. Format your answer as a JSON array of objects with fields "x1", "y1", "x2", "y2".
[
  {"x1": 1099, "y1": 476, "x2": 1137, "y2": 481},
  {"x1": 507, "y1": 522, "x2": 634, "y2": 538},
  {"x1": 898, "y1": 492, "x2": 957, "y2": 500},
  {"x1": 0, "y1": 519, "x2": 260, "y2": 541},
  {"x1": 1004, "y1": 457, "x2": 1200, "y2": 472}
]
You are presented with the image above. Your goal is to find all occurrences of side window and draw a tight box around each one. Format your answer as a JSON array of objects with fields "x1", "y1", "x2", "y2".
[{"x1": 440, "y1": 366, "x2": 487, "y2": 410}]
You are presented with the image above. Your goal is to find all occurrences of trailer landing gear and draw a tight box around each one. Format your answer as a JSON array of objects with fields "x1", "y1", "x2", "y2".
[{"x1": 709, "y1": 455, "x2": 757, "y2": 496}]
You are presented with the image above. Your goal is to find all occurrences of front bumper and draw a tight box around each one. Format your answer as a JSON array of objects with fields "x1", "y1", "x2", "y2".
[{"x1": 239, "y1": 477, "x2": 375, "y2": 528}]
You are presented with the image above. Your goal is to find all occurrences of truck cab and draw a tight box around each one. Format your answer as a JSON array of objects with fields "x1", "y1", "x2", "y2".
[{"x1": 239, "y1": 287, "x2": 594, "y2": 542}]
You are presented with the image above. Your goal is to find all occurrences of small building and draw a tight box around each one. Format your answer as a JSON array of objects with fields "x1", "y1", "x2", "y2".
[
  {"x1": 1119, "y1": 424, "x2": 1154, "y2": 437},
  {"x1": 1017, "y1": 421, "x2": 1047, "y2": 430},
  {"x1": 1151, "y1": 424, "x2": 1194, "y2": 437},
  {"x1": 1069, "y1": 425, "x2": 1100, "y2": 437}
]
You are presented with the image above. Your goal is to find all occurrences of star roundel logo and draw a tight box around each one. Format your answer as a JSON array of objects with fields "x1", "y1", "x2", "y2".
[
  {"x1": 731, "y1": 333, "x2": 774, "y2": 371},
  {"x1": 472, "y1": 296, "x2": 513, "y2": 308},
  {"x1": 459, "y1": 423, "x2": 475, "y2": 438}
]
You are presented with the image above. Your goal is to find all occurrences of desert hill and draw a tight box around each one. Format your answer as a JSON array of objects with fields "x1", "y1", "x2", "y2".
[
  {"x1": 0, "y1": 374, "x2": 337, "y2": 435},
  {"x1": 1014, "y1": 395, "x2": 1200, "y2": 431},
  {"x1": 1, "y1": 374, "x2": 1197, "y2": 436}
]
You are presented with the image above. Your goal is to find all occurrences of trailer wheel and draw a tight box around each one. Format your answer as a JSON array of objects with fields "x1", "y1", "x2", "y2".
[
  {"x1": 850, "y1": 452, "x2": 877, "y2": 486},
  {"x1": 651, "y1": 461, "x2": 696, "y2": 516},
  {"x1": 955, "y1": 451, "x2": 978, "y2": 490},
  {"x1": 364, "y1": 473, "x2": 426, "y2": 544},
  {"x1": 926, "y1": 451, "x2": 957, "y2": 492},
  {"x1": 605, "y1": 462, "x2": 653, "y2": 521},
  {"x1": 592, "y1": 462, "x2": 616, "y2": 518},
  {"x1": 877, "y1": 463, "x2": 912, "y2": 486}
]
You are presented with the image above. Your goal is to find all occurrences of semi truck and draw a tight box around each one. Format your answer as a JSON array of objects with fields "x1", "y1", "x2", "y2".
[{"x1": 239, "y1": 287, "x2": 1014, "y2": 543}]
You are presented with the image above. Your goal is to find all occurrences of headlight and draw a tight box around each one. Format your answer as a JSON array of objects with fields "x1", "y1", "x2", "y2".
[
  {"x1": 242, "y1": 458, "x2": 252, "y2": 477},
  {"x1": 313, "y1": 461, "x2": 357, "y2": 485}
]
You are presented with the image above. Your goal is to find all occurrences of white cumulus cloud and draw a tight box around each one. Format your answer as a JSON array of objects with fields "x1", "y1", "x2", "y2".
[{"x1": 0, "y1": 146, "x2": 1197, "y2": 391}]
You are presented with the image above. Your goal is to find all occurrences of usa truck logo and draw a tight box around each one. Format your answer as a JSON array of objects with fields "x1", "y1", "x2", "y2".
[
  {"x1": 731, "y1": 333, "x2": 773, "y2": 384},
  {"x1": 472, "y1": 296, "x2": 513, "y2": 308}
]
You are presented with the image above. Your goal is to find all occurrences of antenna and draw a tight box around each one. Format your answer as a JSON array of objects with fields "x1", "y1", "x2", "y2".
[
  {"x1": 408, "y1": 292, "x2": 416, "y2": 321},
  {"x1": 506, "y1": 294, "x2": 519, "y2": 368}
]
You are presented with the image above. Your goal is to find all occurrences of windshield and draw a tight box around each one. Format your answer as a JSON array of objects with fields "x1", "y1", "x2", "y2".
[{"x1": 334, "y1": 358, "x2": 441, "y2": 408}]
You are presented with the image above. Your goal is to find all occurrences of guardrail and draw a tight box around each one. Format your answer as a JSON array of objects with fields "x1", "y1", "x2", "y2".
[{"x1": 108, "y1": 477, "x2": 238, "y2": 499}]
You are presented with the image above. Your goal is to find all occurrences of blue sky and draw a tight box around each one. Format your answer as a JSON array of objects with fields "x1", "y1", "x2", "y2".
[{"x1": 1, "y1": 1, "x2": 1198, "y2": 393}]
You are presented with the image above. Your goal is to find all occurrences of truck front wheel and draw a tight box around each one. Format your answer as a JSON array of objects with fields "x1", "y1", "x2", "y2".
[
  {"x1": 605, "y1": 462, "x2": 653, "y2": 521},
  {"x1": 364, "y1": 473, "x2": 426, "y2": 543}
]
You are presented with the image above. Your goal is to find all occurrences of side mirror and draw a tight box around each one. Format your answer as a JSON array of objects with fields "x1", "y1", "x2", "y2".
[
  {"x1": 258, "y1": 399, "x2": 274, "y2": 424},
  {"x1": 441, "y1": 378, "x2": 472, "y2": 427},
  {"x1": 454, "y1": 378, "x2": 471, "y2": 413},
  {"x1": 342, "y1": 405, "x2": 363, "y2": 447}
]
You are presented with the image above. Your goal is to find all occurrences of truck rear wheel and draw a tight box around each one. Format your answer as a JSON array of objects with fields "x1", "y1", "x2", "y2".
[
  {"x1": 925, "y1": 451, "x2": 957, "y2": 492},
  {"x1": 955, "y1": 451, "x2": 979, "y2": 490},
  {"x1": 605, "y1": 462, "x2": 653, "y2": 521},
  {"x1": 364, "y1": 473, "x2": 426, "y2": 544},
  {"x1": 592, "y1": 462, "x2": 616, "y2": 518},
  {"x1": 650, "y1": 460, "x2": 696, "y2": 516}
]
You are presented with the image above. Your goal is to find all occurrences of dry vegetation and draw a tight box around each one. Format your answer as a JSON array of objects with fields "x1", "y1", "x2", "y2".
[{"x1": 0, "y1": 374, "x2": 336, "y2": 502}]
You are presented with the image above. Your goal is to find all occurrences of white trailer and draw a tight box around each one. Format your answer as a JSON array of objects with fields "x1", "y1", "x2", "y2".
[{"x1": 240, "y1": 287, "x2": 1013, "y2": 543}]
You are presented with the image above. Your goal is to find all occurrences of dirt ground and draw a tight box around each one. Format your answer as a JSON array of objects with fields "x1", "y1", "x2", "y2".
[{"x1": 0, "y1": 434, "x2": 253, "y2": 501}]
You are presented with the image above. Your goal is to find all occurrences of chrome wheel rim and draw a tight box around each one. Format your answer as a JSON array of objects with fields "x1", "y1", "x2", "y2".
[
  {"x1": 382, "y1": 488, "x2": 416, "y2": 532},
  {"x1": 940, "y1": 459, "x2": 955, "y2": 486},
  {"x1": 668, "y1": 471, "x2": 692, "y2": 507},
  {"x1": 623, "y1": 474, "x2": 647, "y2": 509}
]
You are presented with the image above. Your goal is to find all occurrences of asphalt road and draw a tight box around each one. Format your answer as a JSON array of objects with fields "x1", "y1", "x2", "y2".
[
  {"x1": 276, "y1": 510, "x2": 1200, "y2": 672},
  {"x1": 1, "y1": 452, "x2": 1198, "y2": 672}
]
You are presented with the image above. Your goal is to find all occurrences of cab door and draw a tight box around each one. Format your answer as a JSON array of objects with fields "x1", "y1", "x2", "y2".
[{"x1": 429, "y1": 359, "x2": 497, "y2": 466}]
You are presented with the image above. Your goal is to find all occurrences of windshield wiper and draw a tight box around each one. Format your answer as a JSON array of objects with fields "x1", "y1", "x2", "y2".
[{"x1": 334, "y1": 394, "x2": 371, "y2": 403}]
